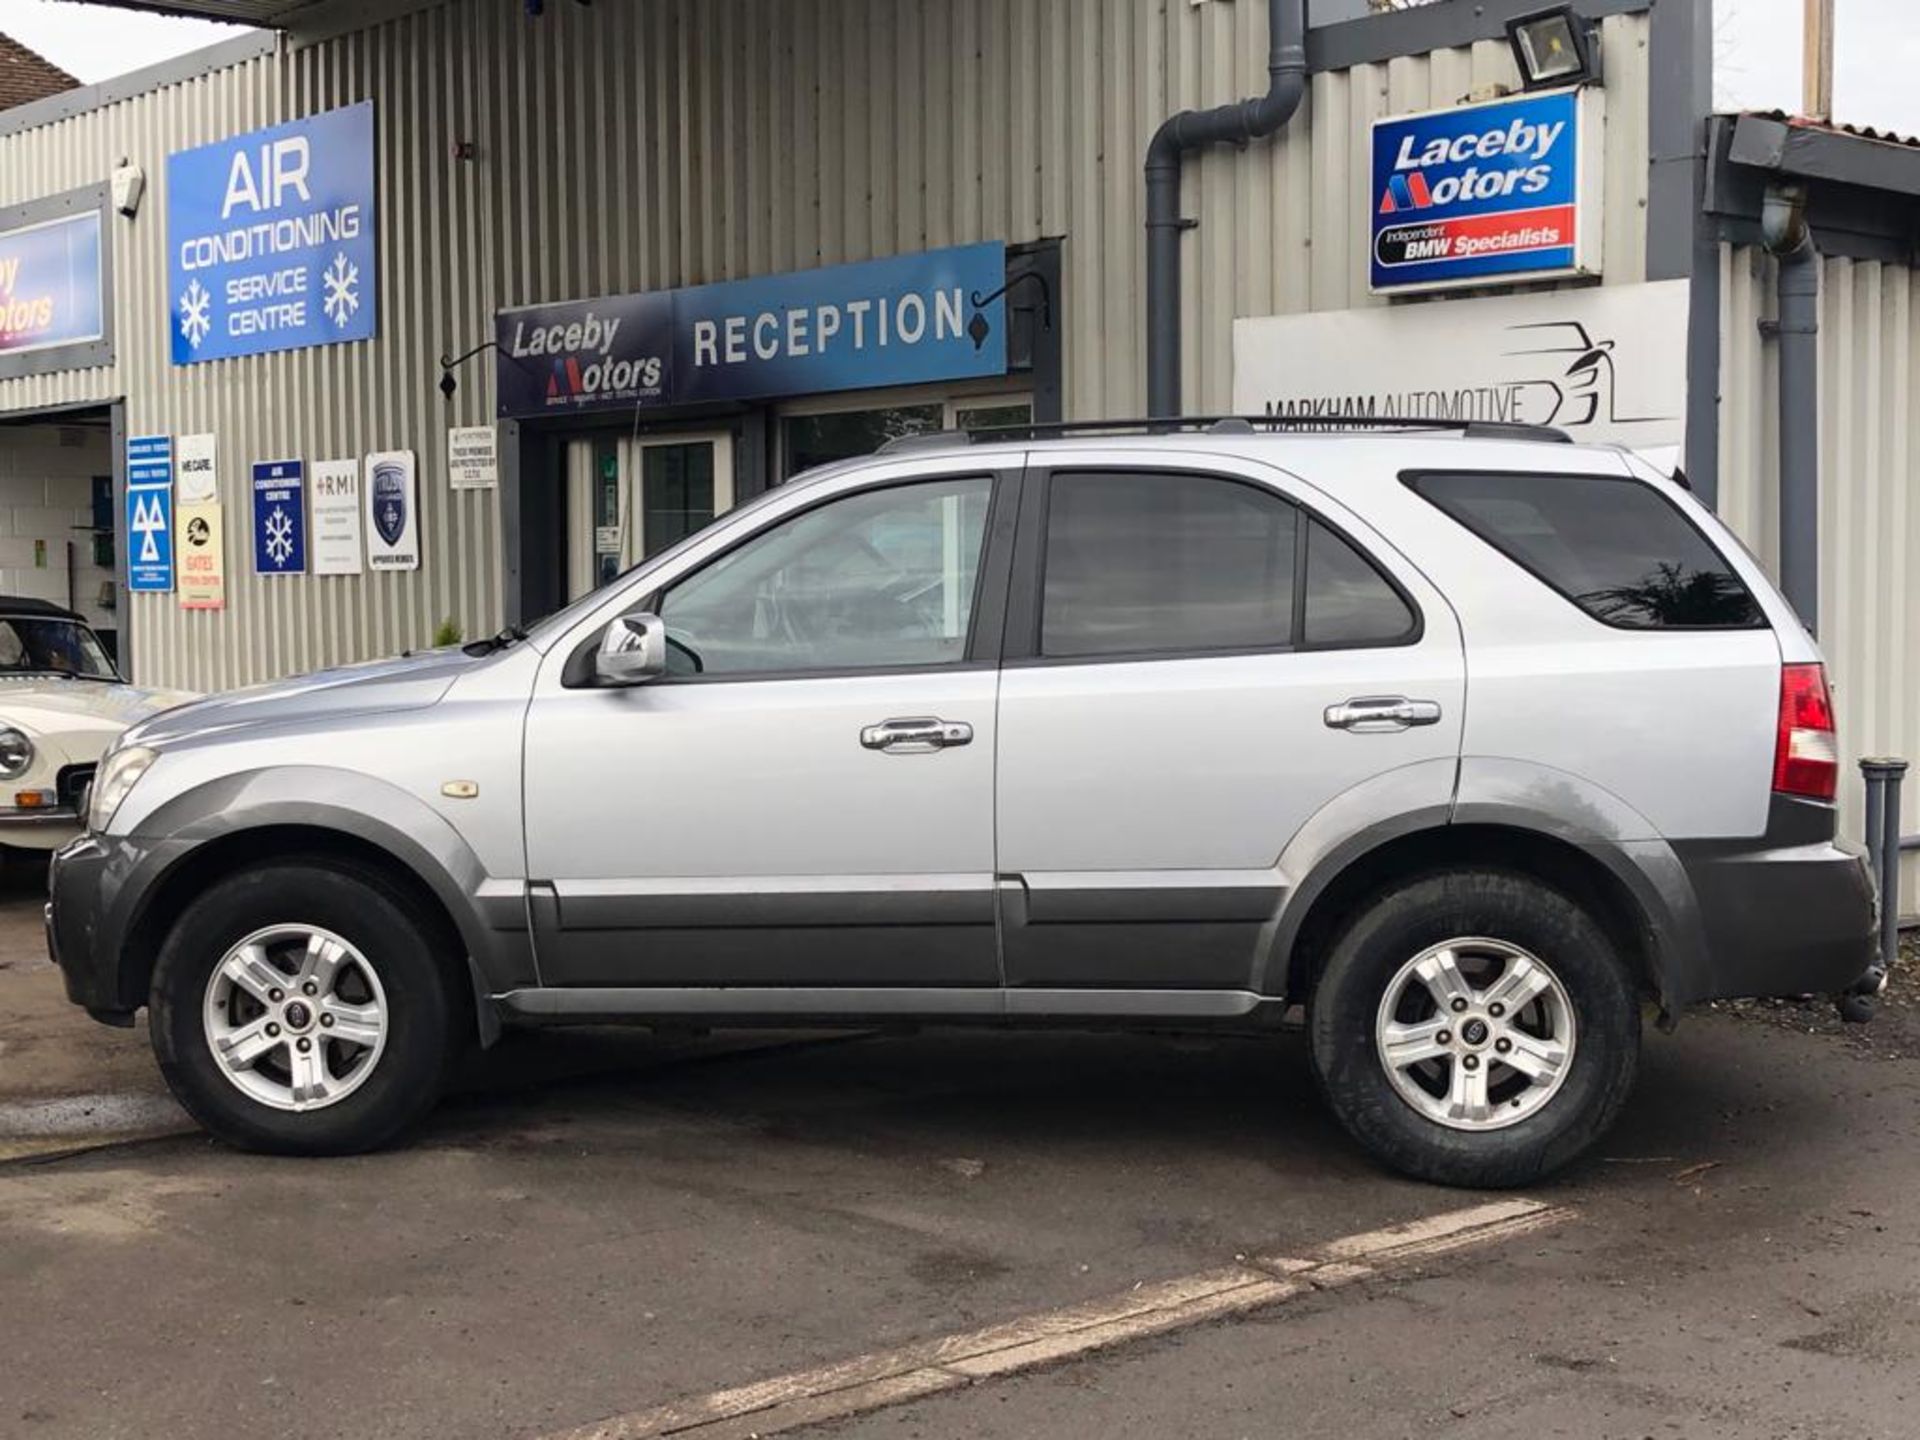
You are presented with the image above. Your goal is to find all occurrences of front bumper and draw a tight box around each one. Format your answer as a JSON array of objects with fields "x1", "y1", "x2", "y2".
[
  {"x1": 0, "y1": 807, "x2": 84, "y2": 850},
  {"x1": 46, "y1": 830, "x2": 184, "y2": 1022},
  {"x1": 1673, "y1": 798, "x2": 1877, "y2": 1005}
]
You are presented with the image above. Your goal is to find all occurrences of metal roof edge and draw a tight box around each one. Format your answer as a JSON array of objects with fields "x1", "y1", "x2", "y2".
[
  {"x1": 1306, "y1": 0, "x2": 1649, "y2": 75},
  {"x1": 0, "y1": 29, "x2": 278, "y2": 142},
  {"x1": 1722, "y1": 110, "x2": 1920, "y2": 198}
]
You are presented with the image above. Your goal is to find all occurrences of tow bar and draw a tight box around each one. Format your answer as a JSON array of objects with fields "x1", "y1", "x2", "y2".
[{"x1": 1843, "y1": 758, "x2": 1909, "y2": 1024}]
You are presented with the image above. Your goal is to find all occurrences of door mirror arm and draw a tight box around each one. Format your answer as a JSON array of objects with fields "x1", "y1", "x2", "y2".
[{"x1": 593, "y1": 613, "x2": 668, "y2": 686}]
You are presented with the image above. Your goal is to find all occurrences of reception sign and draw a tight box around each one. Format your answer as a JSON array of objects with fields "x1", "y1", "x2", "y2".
[{"x1": 495, "y1": 243, "x2": 1008, "y2": 418}]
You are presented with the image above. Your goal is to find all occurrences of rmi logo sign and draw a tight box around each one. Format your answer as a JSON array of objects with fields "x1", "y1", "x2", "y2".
[{"x1": 1370, "y1": 89, "x2": 1603, "y2": 294}]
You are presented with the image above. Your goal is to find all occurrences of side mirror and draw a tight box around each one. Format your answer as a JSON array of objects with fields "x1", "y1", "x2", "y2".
[{"x1": 594, "y1": 613, "x2": 667, "y2": 686}]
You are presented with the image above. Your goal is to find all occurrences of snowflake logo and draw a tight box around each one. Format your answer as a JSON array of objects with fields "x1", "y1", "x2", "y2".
[
  {"x1": 322, "y1": 253, "x2": 360, "y2": 328},
  {"x1": 264, "y1": 508, "x2": 296, "y2": 567},
  {"x1": 178, "y1": 280, "x2": 212, "y2": 349}
]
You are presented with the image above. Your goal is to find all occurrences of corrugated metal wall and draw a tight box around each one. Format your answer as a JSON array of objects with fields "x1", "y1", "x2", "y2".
[
  {"x1": 0, "y1": 0, "x2": 1653, "y2": 692},
  {"x1": 1719, "y1": 244, "x2": 1920, "y2": 912}
]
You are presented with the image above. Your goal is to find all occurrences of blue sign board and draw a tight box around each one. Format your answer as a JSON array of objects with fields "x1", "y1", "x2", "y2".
[
  {"x1": 126, "y1": 435, "x2": 174, "y2": 593},
  {"x1": 167, "y1": 102, "x2": 376, "y2": 364},
  {"x1": 1370, "y1": 89, "x2": 1590, "y2": 294},
  {"x1": 494, "y1": 242, "x2": 1008, "y2": 418},
  {"x1": 251, "y1": 460, "x2": 307, "y2": 574},
  {"x1": 0, "y1": 211, "x2": 105, "y2": 359}
]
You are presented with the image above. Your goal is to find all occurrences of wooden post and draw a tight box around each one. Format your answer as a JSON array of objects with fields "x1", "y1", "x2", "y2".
[{"x1": 1803, "y1": 0, "x2": 1835, "y2": 121}]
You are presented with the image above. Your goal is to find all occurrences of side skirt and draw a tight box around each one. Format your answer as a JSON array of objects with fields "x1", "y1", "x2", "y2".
[{"x1": 495, "y1": 987, "x2": 1270, "y2": 1024}]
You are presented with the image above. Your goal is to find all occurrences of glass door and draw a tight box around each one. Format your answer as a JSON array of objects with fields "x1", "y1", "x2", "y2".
[{"x1": 566, "y1": 431, "x2": 735, "y2": 600}]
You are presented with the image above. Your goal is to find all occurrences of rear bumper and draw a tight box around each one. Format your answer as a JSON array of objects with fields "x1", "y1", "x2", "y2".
[{"x1": 1670, "y1": 798, "x2": 1876, "y2": 1005}]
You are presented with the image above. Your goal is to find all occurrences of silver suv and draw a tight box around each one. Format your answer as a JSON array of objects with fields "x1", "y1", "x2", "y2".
[{"x1": 47, "y1": 422, "x2": 1875, "y2": 1186}]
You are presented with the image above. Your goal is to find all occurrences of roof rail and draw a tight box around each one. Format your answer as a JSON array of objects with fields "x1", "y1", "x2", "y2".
[{"x1": 874, "y1": 414, "x2": 1571, "y2": 454}]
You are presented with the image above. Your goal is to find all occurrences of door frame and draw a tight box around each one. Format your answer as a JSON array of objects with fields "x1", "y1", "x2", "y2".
[{"x1": 564, "y1": 427, "x2": 740, "y2": 601}]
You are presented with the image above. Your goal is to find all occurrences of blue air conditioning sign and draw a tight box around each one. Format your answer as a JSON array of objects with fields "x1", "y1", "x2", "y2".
[
  {"x1": 1370, "y1": 89, "x2": 1602, "y2": 294},
  {"x1": 167, "y1": 101, "x2": 377, "y2": 364},
  {"x1": 495, "y1": 243, "x2": 1007, "y2": 418}
]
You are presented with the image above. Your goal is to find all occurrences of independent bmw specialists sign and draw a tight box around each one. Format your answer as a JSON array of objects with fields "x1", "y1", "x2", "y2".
[{"x1": 1370, "y1": 89, "x2": 1603, "y2": 294}]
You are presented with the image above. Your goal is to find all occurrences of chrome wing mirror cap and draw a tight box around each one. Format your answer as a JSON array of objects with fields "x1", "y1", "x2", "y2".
[{"x1": 594, "y1": 613, "x2": 668, "y2": 686}]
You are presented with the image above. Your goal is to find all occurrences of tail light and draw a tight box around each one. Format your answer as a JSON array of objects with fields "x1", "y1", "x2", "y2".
[{"x1": 1773, "y1": 663, "x2": 1839, "y2": 801}]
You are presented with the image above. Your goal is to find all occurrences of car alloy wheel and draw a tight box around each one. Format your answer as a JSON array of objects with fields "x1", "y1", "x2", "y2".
[
  {"x1": 1373, "y1": 936, "x2": 1577, "y2": 1132},
  {"x1": 201, "y1": 923, "x2": 390, "y2": 1112}
]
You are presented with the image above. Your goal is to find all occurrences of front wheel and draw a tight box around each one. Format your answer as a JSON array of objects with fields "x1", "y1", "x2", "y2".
[
  {"x1": 149, "y1": 861, "x2": 458, "y2": 1154},
  {"x1": 1310, "y1": 869, "x2": 1640, "y2": 1188}
]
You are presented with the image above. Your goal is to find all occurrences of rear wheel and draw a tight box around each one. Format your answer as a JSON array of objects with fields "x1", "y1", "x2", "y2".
[
  {"x1": 1310, "y1": 869, "x2": 1640, "y2": 1188},
  {"x1": 150, "y1": 861, "x2": 457, "y2": 1154}
]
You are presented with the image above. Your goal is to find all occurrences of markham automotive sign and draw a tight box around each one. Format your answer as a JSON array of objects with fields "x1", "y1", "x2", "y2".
[
  {"x1": 1370, "y1": 88, "x2": 1603, "y2": 294},
  {"x1": 0, "y1": 211, "x2": 104, "y2": 360},
  {"x1": 494, "y1": 243, "x2": 1007, "y2": 418},
  {"x1": 167, "y1": 101, "x2": 377, "y2": 364},
  {"x1": 1232, "y1": 280, "x2": 1688, "y2": 455}
]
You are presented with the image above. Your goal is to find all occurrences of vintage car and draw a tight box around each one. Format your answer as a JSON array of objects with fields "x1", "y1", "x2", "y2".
[{"x1": 0, "y1": 599, "x2": 192, "y2": 852}]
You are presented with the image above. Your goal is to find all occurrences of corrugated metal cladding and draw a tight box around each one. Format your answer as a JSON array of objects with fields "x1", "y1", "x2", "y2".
[
  {"x1": 0, "y1": 1, "x2": 1655, "y2": 692},
  {"x1": 1718, "y1": 244, "x2": 1920, "y2": 912}
]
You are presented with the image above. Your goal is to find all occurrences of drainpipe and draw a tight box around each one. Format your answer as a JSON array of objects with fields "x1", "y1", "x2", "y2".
[
  {"x1": 1763, "y1": 183, "x2": 1821, "y2": 635},
  {"x1": 1144, "y1": 0, "x2": 1307, "y2": 418}
]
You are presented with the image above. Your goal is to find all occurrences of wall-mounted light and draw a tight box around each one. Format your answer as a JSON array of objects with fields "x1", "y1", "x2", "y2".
[
  {"x1": 1505, "y1": 5, "x2": 1602, "y2": 91},
  {"x1": 111, "y1": 160, "x2": 146, "y2": 218},
  {"x1": 438, "y1": 339, "x2": 499, "y2": 400}
]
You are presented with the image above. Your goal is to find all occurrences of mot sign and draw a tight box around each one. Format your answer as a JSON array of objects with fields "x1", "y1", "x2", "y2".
[
  {"x1": 1370, "y1": 88, "x2": 1603, "y2": 294},
  {"x1": 167, "y1": 102, "x2": 376, "y2": 364}
]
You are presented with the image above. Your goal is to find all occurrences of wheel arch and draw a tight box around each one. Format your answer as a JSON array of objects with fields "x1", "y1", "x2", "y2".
[
  {"x1": 1277, "y1": 821, "x2": 1687, "y2": 1010},
  {"x1": 112, "y1": 769, "x2": 532, "y2": 1044}
]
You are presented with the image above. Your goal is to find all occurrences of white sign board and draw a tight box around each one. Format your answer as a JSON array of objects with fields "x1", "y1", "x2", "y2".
[
  {"x1": 365, "y1": 449, "x2": 420, "y2": 571},
  {"x1": 447, "y1": 425, "x2": 498, "y2": 490},
  {"x1": 1232, "y1": 280, "x2": 1689, "y2": 457},
  {"x1": 311, "y1": 459, "x2": 363, "y2": 575},
  {"x1": 177, "y1": 432, "x2": 218, "y2": 504}
]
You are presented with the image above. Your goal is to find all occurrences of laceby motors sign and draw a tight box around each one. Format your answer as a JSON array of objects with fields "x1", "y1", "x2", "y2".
[
  {"x1": 167, "y1": 101, "x2": 377, "y2": 364},
  {"x1": 1370, "y1": 89, "x2": 1603, "y2": 293},
  {"x1": 0, "y1": 212, "x2": 104, "y2": 359},
  {"x1": 494, "y1": 243, "x2": 1007, "y2": 418}
]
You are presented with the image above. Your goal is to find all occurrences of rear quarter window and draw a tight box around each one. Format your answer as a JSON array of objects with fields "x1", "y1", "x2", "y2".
[{"x1": 1404, "y1": 471, "x2": 1766, "y2": 630}]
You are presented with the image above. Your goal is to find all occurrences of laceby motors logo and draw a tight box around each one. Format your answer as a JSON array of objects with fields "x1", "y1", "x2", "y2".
[{"x1": 1370, "y1": 91, "x2": 1589, "y2": 293}]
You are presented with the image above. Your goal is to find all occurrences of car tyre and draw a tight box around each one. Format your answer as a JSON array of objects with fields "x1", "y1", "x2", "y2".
[
  {"x1": 149, "y1": 860, "x2": 458, "y2": 1155},
  {"x1": 1310, "y1": 868, "x2": 1640, "y2": 1189}
]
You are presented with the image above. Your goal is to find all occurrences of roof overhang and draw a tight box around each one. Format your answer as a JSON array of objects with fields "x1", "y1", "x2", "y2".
[
  {"x1": 1709, "y1": 112, "x2": 1920, "y2": 264},
  {"x1": 43, "y1": 0, "x2": 312, "y2": 23}
]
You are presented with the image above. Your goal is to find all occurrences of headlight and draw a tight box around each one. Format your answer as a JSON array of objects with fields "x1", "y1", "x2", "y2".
[
  {"x1": 0, "y1": 727, "x2": 33, "y2": 780},
  {"x1": 89, "y1": 745, "x2": 157, "y2": 833}
]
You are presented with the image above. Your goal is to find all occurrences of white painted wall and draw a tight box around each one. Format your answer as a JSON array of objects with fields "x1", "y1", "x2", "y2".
[{"x1": 0, "y1": 424, "x2": 117, "y2": 638}]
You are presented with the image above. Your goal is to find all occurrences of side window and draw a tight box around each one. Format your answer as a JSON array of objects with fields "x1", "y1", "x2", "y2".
[
  {"x1": 1303, "y1": 520, "x2": 1417, "y2": 646},
  {"x1": 1407, "y1": 471, "x2": 1765, "y2": 630},
  {"x1": 1041, "y1": 471, "x2": 1297, "y2": 658},
  {"x1": 658, "y1": 476, "x2": 994, "y2": 675}
]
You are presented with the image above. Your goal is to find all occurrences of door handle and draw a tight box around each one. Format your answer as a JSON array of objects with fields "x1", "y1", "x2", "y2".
[
  {"x1": 1323, "y1": 696, "x2": 1443, "y2": 733},
  {"x1": 860, "y1": 717, "x2": 974, "y2": 753}
]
